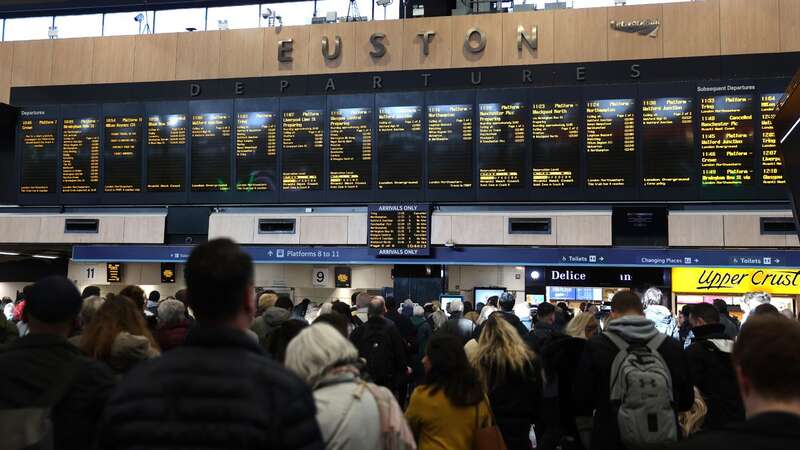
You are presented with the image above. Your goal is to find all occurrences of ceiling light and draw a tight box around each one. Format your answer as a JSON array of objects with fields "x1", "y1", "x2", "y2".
[
  {"x1": 33, "y1": 254, "x2": 58, "y2": 260},
  {"x1": 0, "y1": 251, "x2": 20, "y2": 256}
]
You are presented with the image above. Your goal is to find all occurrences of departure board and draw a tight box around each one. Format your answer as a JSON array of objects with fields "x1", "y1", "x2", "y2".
[
  {"x1": 282, "y1": 109, "x2": 323, "y2": 191},
  {"x1": 761, "y1": 93, "x2": 784, "y2": 185},
  {"x1": 235, "y1": 111, "x2": 277, "y2": 191},
  {"x1": 531, "y1": 102, "x2": 579, "y2": 188},
  {"x1": 377, "y1": 106, "x2": 423, "y2": 189},
  {"x1": 642, "y1": 97, "x2": 694, "y2": 187},
  {"x1": 368, "y1": 203, "x2": 430, "y2": 256},
  {"x1": 478, "y1": 103, "x2": 526, "y2": 188},
  {"x1": 428, "y1": 104, "x2": 473, "y2": 189},
  {"x1": 191, "y1": 113, "x2": 231, "y2": 192},
  {"x1": 329, "y1": 107, "x2": 372, "y2": 190},
  {"x1": 700, "y1": 95, "x2": 755, "y2": 186},
  {"x1": 104, "y1": 116, "x2": 143, "y2": 193},
  {"x1": 585, "y1": 99, "x2": 636, "y2": 187},
  {"x1": 61, "y1": 117, "x2": 100, "y2": 193},
  {"x1": 146, "y1": 114, "x2": 187, "y2": 192},
  {"x1": 19, "y1": 115, "x2": 58, "y2": 194}
]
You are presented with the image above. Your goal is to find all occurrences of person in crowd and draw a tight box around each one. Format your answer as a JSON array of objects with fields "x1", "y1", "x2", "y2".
[
  {"x1": 438, "y1": 300, "x2": 476, "y2": 345},
  {"x1": 464, "y1": 309, "x2": 479, "y2": 324},
  {"x1": 781, "y1": 308, "x2": 796, "y2": 320},
  {"x1": 430, "y1": 305, "x2": 447, "y2": 331},
  {"x1": 354, "y1": 292, "x2": 371, "y2": 324},
  {"x1": 0, "y1": 302, "x2": 18, "y2": 345},
  {"x1": 573, "y1": 291, "x2": 694, "y2": 450},
  {"x1": 14, "y1": 299, "x2": 28, "y2": 337},
  {"x1": 2, "y1": 297, "x2": 14, "y2": 321},
  {"x1": 80, "y1": 294, "x2": 160, "y2": 375},
  {"x1": 673, "y1": 315, "x2": 800, "y2": 449},
  {"x1": 752, "y1": 303, "x2": 782, "y2": 318},
  {"x1": 266, "y1": 319, "x2": 309, "y2": 363},
  {"x1": 685, "y1": 303, "x2": 745, "y2": 430},
  {"x1": 679, "y1": 387, "x2": 709, "y2": 438},
  {"x1": 386, "y1": 296, "x2": 418, "y2": 357},
  {"x1": 119, "y1": 284, "x2": 157, "y2": 329},
  {"x1": 463, "y1": 300, "x2": 474, "y2": 314},
  {"x1": 406, "y1": 334, "x2": 490, "y2": 450},
  {"x1": 713, "y1": 298, "x2": 740, "y2": 339},
  {"x1": 475, "y1": 301, "x2": 485, "y2": 316},
  {"x1": 555, "y1": 302, "x2": 574, "y2": 331},
  {"x1": 678, "y1": 304, "x2": 694, "y2": 347},
  {"x1": 146, "y1": 290, "x2": 160, "y2": 316},
  {"x1": 741, "y1": 291, "x2": 771, "y2": 323},
  {"x1": 313, "y1": 312, "x2": 350, "y2": 338},
  {"x1": 496, "y1": 292, "x2": 530, "y2": 338},
  {"x1": 410, "y1": 304, "x2": 433, "y2": 384},
  {"x1": 286, "y1": 323, "x2": 415, "y2": 450},
  {"x1": 252, "y1": 294, "x2": 293, "y2": 350},
  {"x1": 293, "y1": 298, "x2": 312, "y2": 322},
  {"x1": 527, "y1": 302, "x2": 559, "y2": 354},
  {"x1": 350, "y1": 297, "x2": 408, "y2": 397},
  {"x1": 153, "y1": 298, "x2": 191, "y2": 352},
  {"x1": 331, "y1": 300, "x2": 358, "y2": 335},
  {"x1": 68, "y1": 295, "x2": 105, "y2": 347},
  {"x1": 471, "y1": 314, "x2": 541, "y2": 450},
  {"x1": 256, "y1": 290, "x2": 278, "y2": 316},
  {"x1": 477, "y1": 297, "x2": 497, "y2": 326},
  {"x1": 642, "y1": 287, "x2": 679, "y2": 337},
  {"x1": 0, "y1": 276, "x2": 116, "y2": 450},
  {"x1": 98, "y1": 238, "x2": 324, "y2": 449},
  {"x1": 81, "y1": 285, "x2": 101, "y2": 300},
  {"x1": 401, "y1": 299, "x2": 416, "y2": 318},
  {"x1": 174, "y1": 288, "x2": 195, "y2": 324}
]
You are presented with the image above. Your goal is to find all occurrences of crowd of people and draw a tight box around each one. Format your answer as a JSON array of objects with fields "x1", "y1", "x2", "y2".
[{"x1": 1, "y1": 238, "x2": 800, "y2": 450}]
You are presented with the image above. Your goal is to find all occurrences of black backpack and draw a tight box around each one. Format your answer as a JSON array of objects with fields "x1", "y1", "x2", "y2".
[{"x1": 356, "y1": 324, "x2": 394, "y2": 387}]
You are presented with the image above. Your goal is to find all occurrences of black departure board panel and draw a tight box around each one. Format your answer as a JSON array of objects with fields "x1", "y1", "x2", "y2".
[
  {"x1": 761, "y1": 93, "x2": 784, "y2": 185},
  {"x1": 282, "y1": 109, "x2": 323, "y2": 191},
  {"x1": 329, "y1": 107, "x2": 372, "y2": 190},
  {"x1": 585, "y1": 99, "x2": 635, "y2": 187},
  {"x1": 642, "y1": 97, "x2": 694, "y2": 187},
  {"x1": 19, "y1": 114, "x2": 58, "y2": 194},
  {"x1": 428, "y1": 104, "x2": 473, "y2": 189},
  {"x1": 368, "y1": 203, "x2": 430, "y2": 256},
  {"x1": 191, "y1": 112, "x2": 231, "y2": 192},
  {"x1": 146, "y1": 114, "x2": 186, "y2": 192},
  {"x1": 700, "y1": 95, "x2": 755, "y2": 186},
  {"x1": 377, "y1": 106, "x2": 423, "y2": 189},
  {"x1": 478, "y1": 102, "x2": 526, "y2": 188},
  {"x1": 104, "y1": 116, "x2": 143, "y2": 193},
  {"x1": 531, "y1": 102, "x2": 579, "y2": 188},
  {"x1": 235, "y1": 111, "x2": 277, "y2": 191},
  {"x1": 61, "y1": 117, "x2": 100, "y2": 193}
]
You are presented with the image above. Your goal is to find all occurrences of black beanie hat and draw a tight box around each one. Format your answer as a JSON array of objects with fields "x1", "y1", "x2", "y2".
[{"x1": 25, "y1": 276, "x2": 82, "y2": 324}]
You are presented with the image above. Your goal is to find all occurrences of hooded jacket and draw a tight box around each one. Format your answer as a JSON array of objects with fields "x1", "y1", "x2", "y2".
[
  {"x1": 154, "y1": 320, "x2": 191, "y2": 352},
  {"x1": 106, "y1": 332, "x2": 160, "y2": 375},
  {"x1": 573, "y1": 315, "x2": 694, "y2": 450},
  {"x1": 251, "y1": 306, "x2": 291, "y2": 349},
  {"x1": 645, "y1": 304, "x2": 679, "y2": 338}
]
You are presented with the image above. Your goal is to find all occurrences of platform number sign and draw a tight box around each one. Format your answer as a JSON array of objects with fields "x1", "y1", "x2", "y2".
[{"x1": 312, "y1": 268, "x2": 331, "y2": 287}]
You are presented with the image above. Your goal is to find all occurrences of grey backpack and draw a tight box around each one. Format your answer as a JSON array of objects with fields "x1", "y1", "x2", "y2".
[{"x1": 605, "y1": 331, "x2": 678, "y2": 449}]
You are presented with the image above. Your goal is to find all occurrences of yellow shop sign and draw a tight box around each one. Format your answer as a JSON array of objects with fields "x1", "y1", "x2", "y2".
[{"x1": 672, "y1": 268, "x2": 800, "y2": 295}]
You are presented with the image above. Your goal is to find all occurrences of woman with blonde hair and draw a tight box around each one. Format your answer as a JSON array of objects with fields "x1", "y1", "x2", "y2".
[
  {"x1": 565, "y1": 311, "x2": 600, "y2": 340},
  {"x1": 471, "y1": 315, "x2": 541, "y2": 449}
]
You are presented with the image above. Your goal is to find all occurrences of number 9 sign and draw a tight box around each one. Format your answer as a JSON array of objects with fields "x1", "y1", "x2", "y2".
[{"x1": 312, "y1": 268, "x2": 331, "y2": 287}]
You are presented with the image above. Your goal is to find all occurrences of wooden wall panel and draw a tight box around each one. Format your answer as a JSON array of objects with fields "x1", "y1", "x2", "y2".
[
  {"x1": 0, "y1": 43, "x2": 12, "y2": 103},
  {"x1": 219, "y1": 29, "x2": 264, "y2": 78},
  {"x1": 720, "y1": 0, "x2": 780, "y2": 55},
  {"x1": 402, "y1": 16, "x2": 452, "y2": 70},
  {"x1": 354, "y1": 20, "x2": 403, "y2": 72},
  {"x1": 607, "y1": 4, "x2": 663, "y2": 61},
  {"x1": 663, "y1": 0, "x2": 720, "y2": 58},
  {"x1": 263, "y1": 25, "x2": 310, "y2": 76},
  {"x1": 307, "y1": 22, "x2": 356, "y2": 74},
  {"x1": 92, "y1": 36, "x2": 135, "y2": 84},
  {"x1": 51, "y1": 38, "x2": 93, "y2": 85},
  {"x1": 553, "y1": 7, "x2": 608, "y2": 63},
  {"x1": 176, "y1": 31, "x2": 221, "y2": 80},
  {"x1": 501, "y1": 10, "x2": 555, "y2": 66},
  {"x1": 450, "y1": 13, "x2": 502, "y2": 68},
  {"x1": 779, "y1": 0, "x2": 800, "y2": 52},
  {"x1": 11, "y1": 40, "x2": 53, "y2": 87},
  {"x1": 134, "y1": 33, "x2": 177, "y2": 82}
]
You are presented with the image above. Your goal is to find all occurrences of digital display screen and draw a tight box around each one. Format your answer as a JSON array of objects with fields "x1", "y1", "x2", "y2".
[
  {"x1": 235, "y1": 111, "x2": 277, "y2": 191},
  {"x1": 61, "y1": 117, "x2": 100, "y2": 194},
  {"x1": 531, "y1": 102, "x2": 579, "y2": 188},
  {"x1": 329, "y1": 107, "x2": 372, "y2": 190},
  {"x1": 106, "y1": 262, "x2": 123, "y2": 283},
  {"x1": 586, "y1": 99, "x2": 636, "y2": 187},
  {"x1": 377, "y1": 106, "x2": 423, "y2": 189},
  {"x1": 19, "y1": 115, "x2": 58, "y2": 194},
  {"x1": 368, "y1": 203, "x2": 430, "y2": 256},
  {"x1": 104, "y1": 116, "x2": 143, "y2": 193},
  {"x1": 478, "y1": 102, "x2": 526, "y2": 188},
  {"x1": 641, "y1": 97, "x2": 694, "y2": 187},
  {"x1": 761, "y1": 93, "x2": 784, "y2": 185},
  {"x1": 191, "y1": 112, "x2": 231, "y2": 192},
  {"x1": 427, "y1": 104, "x2": 473, "y2": 189},
  {"x1": 146, "y1": 114, "x2": 186, "y2": 192},
  {"x1": 700, "y1": 94, "x2": 755, "y2": 186},
  {"x1": 282, "y1": 109, "x2": 323, "y2": 191}
]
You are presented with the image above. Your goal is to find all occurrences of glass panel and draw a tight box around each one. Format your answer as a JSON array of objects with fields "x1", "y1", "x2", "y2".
[
  {"x1": 208, "y1": 5, "x2": 261, "y2": 30},
  {"x1": 261, "y1": 2, "x2": 316, "y2": 26},
  {"x1": 154, "y1": 8, "x2": 207, "y2": 33},
  {"x1": 103, "y1": 11, "x2": 155, "y2": 36},
  {"x1": 3, "y1": 16, "x2": 53, "y2": 41},
  {"x1": 54, "y1": 14, "x2": 103, "y2": 39}
]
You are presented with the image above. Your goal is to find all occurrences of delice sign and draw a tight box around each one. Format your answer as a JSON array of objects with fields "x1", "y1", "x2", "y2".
[
  {"x1": 527, "y1": 267, "x2": 667, "y2": 288},
  {"x1": 673, "y1": 268, "x2": 800, "y2": 295}
]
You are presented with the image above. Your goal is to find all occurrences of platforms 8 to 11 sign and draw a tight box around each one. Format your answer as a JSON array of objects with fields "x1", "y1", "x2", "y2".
[{"x1": 368, "y1": 203, "x2": 430, "y2": 256}]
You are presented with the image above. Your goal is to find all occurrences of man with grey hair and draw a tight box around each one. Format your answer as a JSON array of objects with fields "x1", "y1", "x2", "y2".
[
  {"x1": 153, "y1": 299, "x2": 191, "y2": 351},
  {"x1": 741, "y1": 292, "x2": 771, "y2": 323},
  {"x1": 439, "y1": 300, "x2": 476, "y2": 345},
  {"x1": 642, "y1": 287, "x2": 679, "y2": 338}
]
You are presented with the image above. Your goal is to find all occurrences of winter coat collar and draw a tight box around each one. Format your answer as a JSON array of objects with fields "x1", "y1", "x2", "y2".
[
  {"x1": 606, "y1": 315, "x2": 659, "y2": 341},
  {"x1": 691, "y1": 323, "x2": 728, "y2": 340},
  {"x1": 184, "y1": 324, "x2": 266, "y2": 355}
]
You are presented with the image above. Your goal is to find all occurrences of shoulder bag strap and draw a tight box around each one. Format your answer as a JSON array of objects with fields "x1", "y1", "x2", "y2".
[
  {"x1": 646, "y1": 333, "x2": 667, "y2": 352},
  {"x1": 603, "y1": 331, "x2": 629, "y2": 352},
  {"x1": 35, "y1": 358, "x2": 85, "y2": 409}
]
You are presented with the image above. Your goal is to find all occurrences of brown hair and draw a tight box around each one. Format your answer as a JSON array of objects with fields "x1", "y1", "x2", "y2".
[
  {"x1": 733, "y1": 315, "x2": 800, "y2": 400},
  {"x1": 611, "y1": 290, "x2": 643, "y2": 314},
  {"x1": 81, "y1": 294, "x2": 159, "y2": 360},
  {"x1": 119, "y1": 285, "x2": 146, "y2": 311}
]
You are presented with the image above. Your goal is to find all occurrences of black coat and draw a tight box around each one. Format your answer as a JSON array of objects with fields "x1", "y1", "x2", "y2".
[
  {"x1": 0, "y1": 334, "x2": 116, "y2": 450},
  {"x1": 350, "y1": 316, "x2": 408, "y2": 388},
  {"x1": 671, "y1": 412, "x2": 800, "y2": 450},
  {"x1": 525, "y1": 321, "x2": 559, "y2": 355},
  {"x1": 573, "y1": 331, "x2": 694, "y2": 450},
  {"x1": 538, "y1": 336, "x2": 587, "y2": 450},
  {"x1": 485, "y1": 359, "x2": 542, "y2": 450},
  {"x1": 438, "y1": 314, "x2": 476, "y2": 345},
  {"x1": 97, "y1": 325, "x2": 324, "y2": 450},
  {"x1": 685, "y1": 323, "x2": 745, "y2": 429}
]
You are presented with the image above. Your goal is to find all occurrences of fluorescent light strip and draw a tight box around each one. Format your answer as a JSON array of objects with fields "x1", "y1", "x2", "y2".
[
  {"x1": 0, "y1": 251, "x2": 20, "y2": 256},
  {"x1": 780, "y1": 116, "x2": 800, "y2": 144},
  {"x1": 32, "y1": 254, "x2": 59, "y2": 260}
]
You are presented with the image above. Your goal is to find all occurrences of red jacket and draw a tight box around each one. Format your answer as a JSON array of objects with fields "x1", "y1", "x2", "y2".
[{"x1": 154, "y1": 321, "x2": 190, "y2": 352}]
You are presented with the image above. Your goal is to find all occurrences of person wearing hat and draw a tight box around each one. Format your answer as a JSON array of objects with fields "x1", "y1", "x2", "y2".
[{"x1": 0, "y1": 275, "x2": 116, "y2": 450}]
